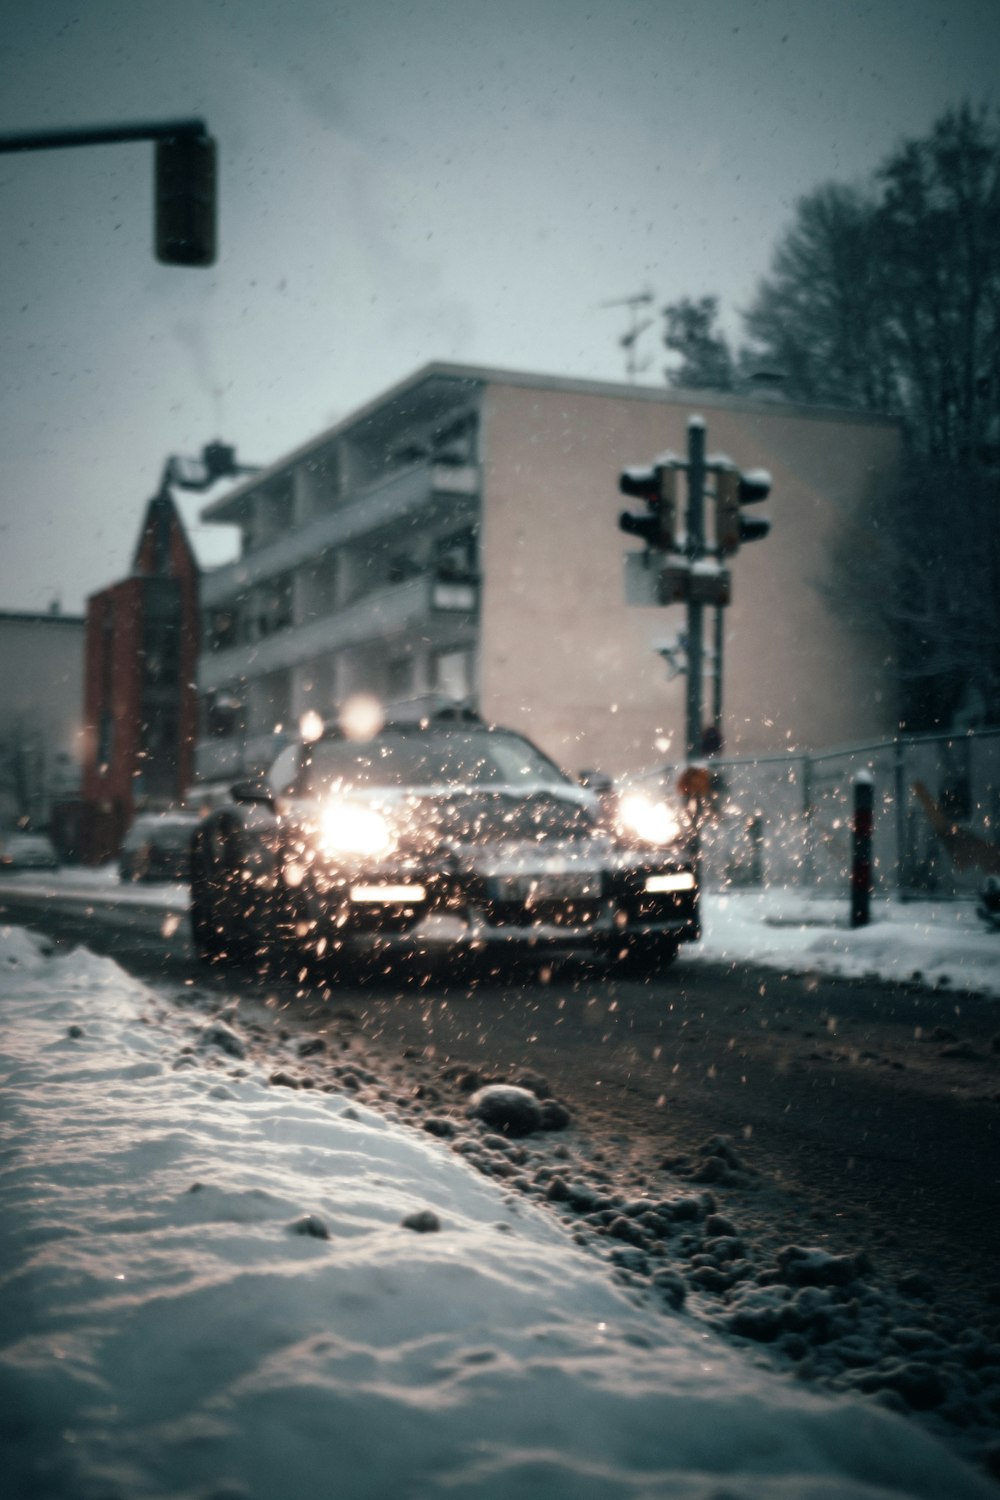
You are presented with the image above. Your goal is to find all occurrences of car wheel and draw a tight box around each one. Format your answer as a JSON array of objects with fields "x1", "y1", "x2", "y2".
[
  {"x1": 190, "y1": 844, "x2": 226, "y2": 962},
  {"x1": 193, "y1": 824, "x2": 265, "y2": 967}
]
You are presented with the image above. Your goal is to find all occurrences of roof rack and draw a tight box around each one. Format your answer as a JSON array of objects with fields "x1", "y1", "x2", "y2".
[
  {"x1": 309, "y1": 694, "x2": 484, "y2": 741},
  {"x1": 382, "y1": 694, "x2": 482, "y2": 728}
]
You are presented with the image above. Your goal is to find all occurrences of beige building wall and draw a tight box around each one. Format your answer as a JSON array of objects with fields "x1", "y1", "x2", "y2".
[{"x1": 477, "y1": 380, "x2": 901, "y2": 778}]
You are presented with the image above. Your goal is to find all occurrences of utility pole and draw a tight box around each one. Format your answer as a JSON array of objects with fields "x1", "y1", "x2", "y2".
[{"x1": 684, "y1": 417, "x2": 706, "y2": 759}]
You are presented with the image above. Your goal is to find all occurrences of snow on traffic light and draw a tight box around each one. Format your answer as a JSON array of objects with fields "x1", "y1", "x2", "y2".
[
  {"x1": 713, "y1": 464, "x2": 772, "y2": 554},
  {"x1": 618, "y1": 455, "x2": 681, "y2": 551}
]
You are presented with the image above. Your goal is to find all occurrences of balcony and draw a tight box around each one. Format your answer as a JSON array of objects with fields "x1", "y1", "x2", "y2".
[
  {"x1": 200, "y1": 461, "x2": 479, "y2": 608},
  {"x1": 197, "y1": 572, "x2": 478, "y2": 694}
]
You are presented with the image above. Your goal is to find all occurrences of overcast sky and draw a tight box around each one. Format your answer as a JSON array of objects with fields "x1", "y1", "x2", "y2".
[{"x1": 1, "y1": 0, "x2": 996, "y2": 614}]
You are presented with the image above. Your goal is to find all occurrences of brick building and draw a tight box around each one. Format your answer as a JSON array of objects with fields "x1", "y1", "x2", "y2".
[{"x1": 81, "y1": 492, "x2": 200, "y2": 862}]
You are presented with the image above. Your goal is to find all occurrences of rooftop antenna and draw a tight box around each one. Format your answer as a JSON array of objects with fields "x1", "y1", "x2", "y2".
[{"x1": 600, "y1": 288, "x2": 655, "y2": 382}]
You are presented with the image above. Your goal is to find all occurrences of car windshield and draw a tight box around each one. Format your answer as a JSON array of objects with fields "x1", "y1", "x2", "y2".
[{"x1": 299, "y1": 730, "x2": 570, "y2": 795}]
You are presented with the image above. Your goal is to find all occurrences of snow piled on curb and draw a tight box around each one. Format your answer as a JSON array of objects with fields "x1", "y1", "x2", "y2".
[
  {"x1": 695, "y1": 890, "x2": 1000, "y2": 998},
  {"x1": 0, "y1": 926, "x2": 993, "y2": 1500}
]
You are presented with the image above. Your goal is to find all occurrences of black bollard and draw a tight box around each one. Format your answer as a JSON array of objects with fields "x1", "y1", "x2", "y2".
[{"x1": 850, "y1": 772, "x2": 874, "y2": 928}]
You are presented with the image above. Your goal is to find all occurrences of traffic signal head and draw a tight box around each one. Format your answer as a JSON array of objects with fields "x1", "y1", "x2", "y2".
[
  {"x1": 202, "y1": 441, "x2": 237, "y2": 478},
  {"x1": 618, "y1": 457, "x2": 679, "y2": 551},
  {"x1": 714, "y1": 465, "x2": 771, "y2": 554},
  {"x1": 155, "y1": 133, "x2": 217, "y2": 267}
]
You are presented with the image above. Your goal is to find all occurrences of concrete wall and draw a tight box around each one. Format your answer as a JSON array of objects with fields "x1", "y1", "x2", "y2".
[{"x1": 477, "y1": 381, "x2": 901, "y2": 779}]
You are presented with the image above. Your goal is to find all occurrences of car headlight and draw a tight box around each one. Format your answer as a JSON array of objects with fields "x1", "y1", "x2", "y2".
[
  {"x1": 318, "y1": 800, "x2": 395, "y2": 858},
  {"x1": 618, "y1": 792, "x2": 681, "y2": 846}
]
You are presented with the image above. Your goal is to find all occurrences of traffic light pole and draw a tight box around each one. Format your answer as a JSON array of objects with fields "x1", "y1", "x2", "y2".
[
  {"x1": 619, "y1": 419, "x2": 770, "y2": 764},
  {"x1": 712, "y1": 604, "x2": 724, "y2": 742},
  {"x1": 0, "y1": 118, "x2": 217, "y2": 266},
  {"x1": 685, "y1": 417, "x2": 706, "y2": 760}
]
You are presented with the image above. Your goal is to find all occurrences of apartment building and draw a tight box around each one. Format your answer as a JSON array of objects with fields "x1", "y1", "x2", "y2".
[
  {"x1": 0, "y1": 607, "x2": 85, "y2": 848},
  {"x1": 195, "y1": 362, "x2": 902, "y2": 782}
]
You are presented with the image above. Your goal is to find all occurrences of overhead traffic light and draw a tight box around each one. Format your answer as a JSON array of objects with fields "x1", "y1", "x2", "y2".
[
  {"x1": 155, "y1": 132, "x2": 217, "y2": 267},
  {"x1": 714, "y1": 465, "x2": 772, "y2": 554},
  {"x1": 618, "y1": 455, "x2": 680, "y2": 551}
]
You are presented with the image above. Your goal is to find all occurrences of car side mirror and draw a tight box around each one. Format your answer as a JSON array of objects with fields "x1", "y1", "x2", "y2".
[
  {"x1": 578, "y1": 769, "x2": 613, "y2": 794},
  {"x1": 230, "y1": 779, "x2": 274, "y2": 808}
]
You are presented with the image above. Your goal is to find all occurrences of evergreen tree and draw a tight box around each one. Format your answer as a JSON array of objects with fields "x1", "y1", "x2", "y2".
[{"x1": 661, "y1": 296, "x2": 735, "y2": 391}]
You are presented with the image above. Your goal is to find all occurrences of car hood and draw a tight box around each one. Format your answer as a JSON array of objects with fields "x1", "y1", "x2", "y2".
[{"x1": 285, "y1": 783, "x2": 603, "y2": 860}]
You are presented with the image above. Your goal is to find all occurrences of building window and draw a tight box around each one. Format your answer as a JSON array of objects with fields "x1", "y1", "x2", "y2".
[
  {"x1": 97, "y1": 712, "x2": 114, "y2": 767},
  {"x1": 203, "y1": 694, "x2": 243, "y2": 739},
  {"x1": 209, "y1": 609, "x2": 237, "y2": 651},
  {"x1": 434, "y1": 527, "x2": 478, "y2": 582},
  {"x1": 143, "y1": 619, "x2": 181, "y2": 685},
  {"x1": 385, "y1": 656, "x2": 414, "y2": 699},
  {"x1": 433, "y1": 648, "x2": 474, "y2": 701},
  {"x1": 387, "y1": 552, "x2": 423, "y2": 586}
]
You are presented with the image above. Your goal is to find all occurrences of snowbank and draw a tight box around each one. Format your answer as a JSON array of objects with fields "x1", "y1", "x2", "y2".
[
  {"x1": 0, "y1": 926, "x2": 992, "y2": 1499},
  {"x1": 697, "y1": 889, "x2": 1000, "y2": 997}
]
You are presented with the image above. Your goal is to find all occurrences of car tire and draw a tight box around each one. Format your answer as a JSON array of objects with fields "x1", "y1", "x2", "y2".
[
  {"x1": 190, "y1": 845, "x2": 225, "y2": 963},
  {"x1": 191, "y1": 825, "x2": 263, "y2": 967}
]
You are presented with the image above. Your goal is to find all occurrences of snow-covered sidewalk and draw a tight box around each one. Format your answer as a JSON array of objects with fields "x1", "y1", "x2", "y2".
[
  {"x1": 0, "y1": 925, "x2": 994, "y2": 1499},
  {"x1": 696, "y1": 887, "x2": 1000, "y2": 999}
]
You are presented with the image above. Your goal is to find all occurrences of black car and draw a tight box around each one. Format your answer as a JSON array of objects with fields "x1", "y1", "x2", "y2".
[
  {"x1": 0, "y1": 830, "x2": 60, "y2": 871},
  {"x1": 119, "y1": 812, "x2": 201, "y2": 883},
  {"x1": 189, "y1": 706, "x2": 699, "y2": 972}
]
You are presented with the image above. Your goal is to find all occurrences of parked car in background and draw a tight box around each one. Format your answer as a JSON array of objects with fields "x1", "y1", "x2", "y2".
[
  {"x1": 190, "y1": 702, "x2": 700, "y2": 972},
  {"x1": 0, "y1": 829, "x2": 60, "y2": 871},
  {"x1": 119, "y1": 811, "x2": 200, "y2": 883}
]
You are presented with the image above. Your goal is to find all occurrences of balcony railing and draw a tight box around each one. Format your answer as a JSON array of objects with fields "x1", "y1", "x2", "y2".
[
  {"x1": 197, "y1": 572, "x2": 478, "y2": 694},
  {"x1": 200, "y1": 461, "x2": 479, "y2": 608}
]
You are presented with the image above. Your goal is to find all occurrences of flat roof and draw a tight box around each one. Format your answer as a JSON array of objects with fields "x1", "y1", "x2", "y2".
[
  {"x1": 201, "y1": 359, "x2": 902, "y2": 525},
  {"x1": 0, "y1": 609, "x2": 85, "y2": 626}
]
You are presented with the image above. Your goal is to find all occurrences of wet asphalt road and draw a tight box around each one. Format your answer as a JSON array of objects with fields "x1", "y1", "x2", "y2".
[{"x1": 2, "y1": 883, "x2": 998, "y2": 1323}]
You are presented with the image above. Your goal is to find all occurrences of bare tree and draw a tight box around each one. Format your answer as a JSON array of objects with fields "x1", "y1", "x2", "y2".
[
  {"x1": 829, "y1": 463, "x2": 1000, "y2": 728},
  {"x1": 743, "y1": 104, "x2": 1000, "y2": 728},
  {"x1": 743, "y1": 104, "x2": 1000, "y2": 463}
]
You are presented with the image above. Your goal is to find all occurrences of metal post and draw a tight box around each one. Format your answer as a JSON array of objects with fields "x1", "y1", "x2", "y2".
[
  {"x1": 850, "y1": 771, "x2": 874, "y2": 927},
  {"x1": 894, "y1": 738, "x2": 906, "y2": 896},
  {"x1": 801, "y1": 754, "x2": 814, "y2": 888},
  {"x1": 685, "y1": 416, "x2": 705, "y2": 761},
  {"x1": 712, "y1": 604, "x2": 724, "y2": 740}
]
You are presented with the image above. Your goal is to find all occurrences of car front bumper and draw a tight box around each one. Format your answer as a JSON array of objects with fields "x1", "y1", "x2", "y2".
[{"x1": 272, "y1": 854, "x2": 699, "y2": 959}]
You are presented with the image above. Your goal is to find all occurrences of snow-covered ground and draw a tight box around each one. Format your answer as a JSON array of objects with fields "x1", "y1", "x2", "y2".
[
  {"x1": 698, "y1": 887, "x2": 1000, "y2": 999},
  {"x1": 1, "y1": 922, "x2": 996, "y2": 1499}
]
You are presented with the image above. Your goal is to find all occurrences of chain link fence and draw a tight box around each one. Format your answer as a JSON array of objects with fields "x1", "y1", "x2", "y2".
[{"x1": 636, "y1": 727, "x2": 1000, "y2": 897}]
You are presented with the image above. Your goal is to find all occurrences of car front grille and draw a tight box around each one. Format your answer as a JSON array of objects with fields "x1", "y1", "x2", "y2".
[{"x1": 480, "y1": 898, "x2": 606, "y2": 930}]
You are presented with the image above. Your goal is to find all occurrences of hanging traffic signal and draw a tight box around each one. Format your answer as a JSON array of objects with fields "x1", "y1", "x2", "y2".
[
  {"x1": 618, "y1": 456, "x2": 679, "y2": 550},
  {"x1": 714, "y1": 465, "x2": 771, "y2": 554},
  {"x1": 155, "y1": 132, "x2": 217, "y2": 266}
]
